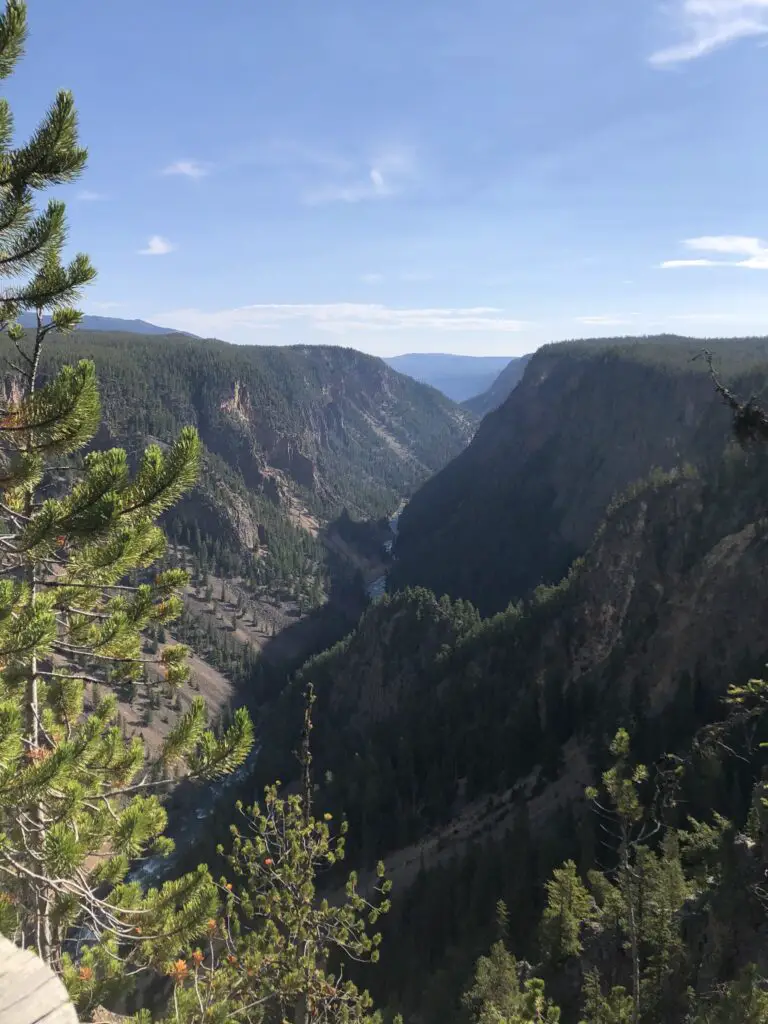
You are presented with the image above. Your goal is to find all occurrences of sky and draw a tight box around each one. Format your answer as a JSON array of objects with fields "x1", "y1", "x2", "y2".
[{"x1": 9, "y1": 0, "x2": 768, "y2": 357}]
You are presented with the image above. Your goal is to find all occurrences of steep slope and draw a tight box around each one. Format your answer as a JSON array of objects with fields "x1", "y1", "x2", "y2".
[
  {"x1": 33, "y1": 332, "x2": 472, "y2": 522},
  {"x1": 293, "y1": 451, "x2": 768, "y2": 845},
  {"x1": 462, "y1": 353, "x2": 531, "y2": 417},
  {"x1": 391, "y1": 335, "x2": 768, "y2": 615},
  {"x1": 384, "y1": 353, "x2": 513, "y2": 402}
]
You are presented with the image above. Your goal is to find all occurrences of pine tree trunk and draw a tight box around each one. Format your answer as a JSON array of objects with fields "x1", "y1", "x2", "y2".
[
  {"x1": 293, "y1": 993, "x2": 309, "y2": 1024},
  {"x1": 621, "y1": 835, "x2": 641, "y2": 1024},
  {"x1": 27, "y1": 325, "x2": 52, "y2": 963}
]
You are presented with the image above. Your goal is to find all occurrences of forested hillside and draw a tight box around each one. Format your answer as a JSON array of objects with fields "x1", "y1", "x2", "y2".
[
  {"x1": 392, "y1": 335, "x2": 768, "y2": 614},
  {"x1": 31, "y1": 330, "x2": 472, "y2": 520},
  {"x1": 12, "y1": 330, "x2": 472, "y2": 609}
]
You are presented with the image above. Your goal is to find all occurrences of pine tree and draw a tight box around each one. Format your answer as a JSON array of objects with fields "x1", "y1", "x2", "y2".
[
  {"x1": 163, "y1": 785, "x2": 390, "y2": 1023},
  {"x1": 463, "y1": 941, "x2": 561, "y2": 1024},
  {"x1": 538, "y1": 731, "x2": 692, "y2": 1024},
  {"x1": 579, "y1": 970, "x2": 633, "y2": 1024},
  {"x1": 584, "y1": 729, "x2": 655, "y2": 1024},
  {"x1": 540, "y1": 860, "x2": 596, "y2": 961},
  {"x1": 0, "y1": 0, "x2": 252, "y2": 991},
  {"x1": 167, "y1": 689, "x2": 389, "y2": 1023}
]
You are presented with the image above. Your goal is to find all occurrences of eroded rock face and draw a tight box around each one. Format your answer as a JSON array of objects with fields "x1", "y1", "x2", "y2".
[
  {"x1": 175, "y1": 483, "x2": 261, "y2": 553},
  {"x1": 269, "y1": 436, "x2": 316, "y2": 490},
  {"x1": 545, "y1": 475, "x2": 768, "y2": 715}
]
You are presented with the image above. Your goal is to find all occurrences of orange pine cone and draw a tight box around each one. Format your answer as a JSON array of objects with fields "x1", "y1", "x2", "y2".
[{"x1": 168, "y1": 958, "x2": 189, "y2": 984}]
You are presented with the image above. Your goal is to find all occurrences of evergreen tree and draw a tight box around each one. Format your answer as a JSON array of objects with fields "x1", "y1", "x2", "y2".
[
  {"x1": 579, "y1": 971, "x2": 633, "y2": 1024},
  {"x1": 463, "y1": 941, "x2": 561, "y2": 1024},
  {"x1": 584, "y1": 729, "x2": 655, "y2": 1024},
  {"x1": 692, "y1": 965, "x2": 768, "y2": 1024},
  {"x1": 0, "y1": 0, "x2": 252, "y2": 992},
  {"x1": 540, "y1": 860, "x2": 596, "y2": 961}
]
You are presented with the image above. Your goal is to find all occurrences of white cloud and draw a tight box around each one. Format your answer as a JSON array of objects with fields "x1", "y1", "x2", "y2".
[
  {"x1": 650, "y1": 0, "x2": 768, "y2": 65},
  {"x1": 138, "y1": 235, "x2": 175, "y2": 256},
  {"x1": 302, "y1": 147, "x2": 416, "y2": 205},
  {"x1": 77, "y1": 189, "x2": 107, "y2": 201},
  {"x1": 361, "y1": 273, "x2": 384, "y2": 284},
  {"x1": 661, "y1": 235, "x2": 768, "y2": 268},
  {"x1": 575, "y1": 315, "x2": 632, "y2": 326},
  {"x1": 162, "y1": 159, "x2": 209, "y2": 179},
  {"x1": 661, "y1": 258, "x2": 725, "y2": 267},
  {"x1": 685, "y1": 235, "x2": 765, "y2": 254},
  {"x1": 153, "y1": 302, "x2": 527, "y2": 341},
  {"x1": 88, "y1": 301, "x2": 124, "y2": 311}
]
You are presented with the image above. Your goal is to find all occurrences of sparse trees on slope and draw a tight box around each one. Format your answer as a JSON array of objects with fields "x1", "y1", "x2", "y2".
[{"x1": 0, "y1": 0, "x2": 252, "y2": 991}]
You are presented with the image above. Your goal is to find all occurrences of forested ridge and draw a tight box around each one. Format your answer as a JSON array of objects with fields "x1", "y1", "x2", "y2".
[{"x1": 24, "y1": 327, "x2": 473, "y2": 519}]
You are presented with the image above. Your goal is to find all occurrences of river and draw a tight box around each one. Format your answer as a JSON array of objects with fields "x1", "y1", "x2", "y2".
[{"x1": 366, "y1": 508, "x2": 402, "y2": 601}]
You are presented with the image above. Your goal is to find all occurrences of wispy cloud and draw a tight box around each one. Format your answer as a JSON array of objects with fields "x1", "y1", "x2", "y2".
[
  {"x1": 668, "y1": 311, "x2": 746, "y2": 320},
  {"x1": 575, "y1": 315, "x2": 633, "y2": 326},
  {"x1": 153, "y1": 303, "x2": 527, "y2": 340},
  {"x1": 88, "y1": 301, "x2": 125, "y2": 311},
  {"x1": 661, "y1": 235, "x2": 768, "y2": 268},
  {"x1": 302, "y1": 148, "x2": 416, "y2": 205},
  {"x1": 361, "y1": 273, "x2": 384, "y2": 284},
  {"x1": 138, "y1": 235, "x2": 175, "y2": 256},
  {"x1": 162, "y1": 159, "x2": 209, "y2": 179},
  {"x1": 77, "y1": 189, "x2": 107, "y2": 201},
  {"x1": 400, "y1": 270, "x2": 435, "y2": 282},
  {"x1": 650, "y1": 0, "x2": 768, "y2": 65}
]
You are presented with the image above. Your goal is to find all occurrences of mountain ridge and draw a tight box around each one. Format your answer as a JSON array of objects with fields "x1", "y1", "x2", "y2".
[{"x1": 18, "y1": 312, "x2": 183, "y2": 335}]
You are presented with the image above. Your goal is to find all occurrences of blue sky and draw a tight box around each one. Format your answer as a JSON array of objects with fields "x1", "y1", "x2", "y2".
[{"x1": 10, "y1": 0, "x2": 768, "y2": 356}]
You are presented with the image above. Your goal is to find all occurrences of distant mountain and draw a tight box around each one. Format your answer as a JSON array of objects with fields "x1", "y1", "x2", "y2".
[
  {"x1": 462, "y1": 354, "x2": 531, "y2": 416},
  {"x1": 384, "y1": 353, "x2": 514, "y2": 402},
  {"x1": 18, "y1": 313, "x2": 178, "y2": 335}
]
